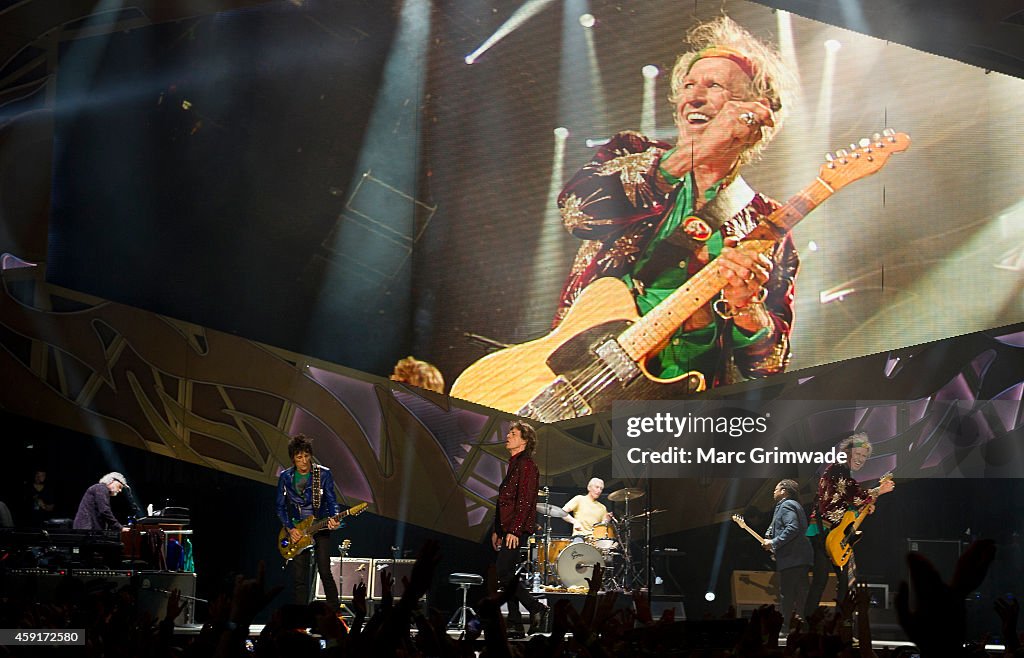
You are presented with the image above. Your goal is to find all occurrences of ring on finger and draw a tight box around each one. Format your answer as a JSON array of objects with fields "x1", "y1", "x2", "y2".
[{"x1": 739, "y1": 112, "x2": 758, "y2": 126}]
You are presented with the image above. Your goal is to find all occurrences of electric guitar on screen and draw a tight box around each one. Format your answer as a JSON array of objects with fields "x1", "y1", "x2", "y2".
[
  {"x1": 278, "y1": 502, "x2": 368, "y2": 562},
  {"x1": 451, "y1": 130, "x2": 910, "y2": 421},
  {"x1": 825, "y1": 473, "x2": 894, "y2": 568}
]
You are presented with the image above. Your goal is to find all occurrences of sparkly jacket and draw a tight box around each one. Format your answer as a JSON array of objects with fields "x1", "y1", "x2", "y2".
[
  {"x1": 809, "y1": 462, "x2": 874, "y2": 532},
  {"x1": 554, "y1": 131, "x2": 798, "y2": 386},
  {"x1": 276, "y1": 465, "x2": 340, "y2": 529},
  {"x1": 494, "y1": 451, "x2": 539, "y2": 538}
]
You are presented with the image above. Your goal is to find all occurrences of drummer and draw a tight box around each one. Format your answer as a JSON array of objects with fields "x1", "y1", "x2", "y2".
[{"x1": 561, "y1": 478, "x2": 614, "y2": 539}]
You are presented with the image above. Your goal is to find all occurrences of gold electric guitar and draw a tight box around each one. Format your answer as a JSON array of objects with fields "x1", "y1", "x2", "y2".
[
  {"x1": 278, "y1": 502, "x2": 368, "y2": 562},
  {"x1": 732, "y1": 514, "x2": 774, "y2": 561},
  {"x1": 825, "y1": 473, "x2": 893, "y2": 568},
  {"x1": 451, "y1": 131, "x2": 910, "y2": 421}
]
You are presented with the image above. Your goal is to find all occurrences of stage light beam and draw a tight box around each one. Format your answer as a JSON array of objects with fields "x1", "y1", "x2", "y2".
[{"x1": 464, "y1": 0, "x2": 559, "y2": 65}]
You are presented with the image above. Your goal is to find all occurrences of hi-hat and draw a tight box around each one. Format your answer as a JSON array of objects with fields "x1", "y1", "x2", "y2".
[
  {"x1": 536, "y1": 503, "x2": 568, "y2": 518},
  {"x1": 607, "y1": 488, "x2": 645, "y2": 502}
]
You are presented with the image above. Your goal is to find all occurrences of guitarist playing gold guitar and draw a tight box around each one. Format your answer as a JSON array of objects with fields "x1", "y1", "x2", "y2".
[
  {"x1": 803, "y1": 433, "x2": 895, "y2": 618},
  {"x1": 451, "y1": 17, "x2": 909, "y2": 421},
  {"x1": 276, "y1": 434, "x2": 364, "y2": 612}
]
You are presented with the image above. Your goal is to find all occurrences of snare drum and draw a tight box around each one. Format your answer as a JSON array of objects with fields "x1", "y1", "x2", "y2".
[
  {"x1": 591, "y1": 521, "x2": 618, "y2": 550},
  {"x1": 555, "y1": 542, "x2": 603, "y2": 588}
]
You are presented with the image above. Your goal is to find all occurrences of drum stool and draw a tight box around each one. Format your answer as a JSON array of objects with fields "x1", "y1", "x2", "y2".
[{"x1": 447, "y1": 572, "x2": 483, "y2": 631}]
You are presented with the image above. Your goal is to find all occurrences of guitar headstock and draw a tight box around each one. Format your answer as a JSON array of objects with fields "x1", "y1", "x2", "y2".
[
  {"x1": 879, "y1": 472, "x2": 894, "y2": 483},
  {"x1": 731, "y1": 514, "x2": 745, "y2": 526},
  {"x1": 349, "y1": 502, "x2": 369, "y2": 516},
  {"x1": 818, "y1": 129, "x2": 910, "y2": 192}
]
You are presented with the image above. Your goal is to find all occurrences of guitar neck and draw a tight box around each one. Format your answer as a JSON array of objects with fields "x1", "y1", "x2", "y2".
[
  {"x1": 308, "y1": 510, "x2": 346, "y2": 535},
  {"x1": 740, "y1": 523, "x2": 764, "y2": 543},
  {"x1": 618, "y1": 179, "x2": 834, "y2": 360}
]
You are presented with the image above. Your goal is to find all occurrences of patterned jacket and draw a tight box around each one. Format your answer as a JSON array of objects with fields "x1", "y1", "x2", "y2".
[
  {"x1": 494, "y1": 451, "x2": 539, "y2": 538},
  {"x1": 810, "y1": 462, "x2": 874, "y2": 531},
  {"x1": 554, "y1": 131, "x2": 798, "y2": 386}
]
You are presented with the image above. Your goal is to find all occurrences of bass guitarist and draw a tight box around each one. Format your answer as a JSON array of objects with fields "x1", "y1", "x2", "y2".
[
  {"x1": 276, "y1": 434, "x2": 342, "y2": 610},
  {"x1": 803, "y1": 432, "x2": 895, "y2": 618},
  {"x1": 552, "y1": 15, "x2": 799, "y2": 390}
]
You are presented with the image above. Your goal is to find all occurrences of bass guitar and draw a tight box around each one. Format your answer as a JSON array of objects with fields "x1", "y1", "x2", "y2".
[
  {"x1": 278, "y1": 502, "x2": 368, "y2": 562},
  {"x1": 731, "y1": 514, "x2": 774, "y2": 561},
  {"x1": 825, "y1": 473, "x2": 893, "y2": 568},
  {"x1": 451, "y1": 131, "x2": 910, "y2": 421}
]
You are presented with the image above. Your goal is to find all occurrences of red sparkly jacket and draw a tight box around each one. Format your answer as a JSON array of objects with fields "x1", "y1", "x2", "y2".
[{"x1": 494, "y1": 451, "x2": 539, "y2": 538}]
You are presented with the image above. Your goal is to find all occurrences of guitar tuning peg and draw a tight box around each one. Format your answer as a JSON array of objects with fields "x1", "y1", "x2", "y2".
[
  {"x1": 859, "y1": 137, "x2": 871, "y2": 148},
  {"x1": 825, "y1": 152, "x2": 836, "y2": 168},
  {"x1": 849, "y1": 144, "x2": 861, "y2": 158}
]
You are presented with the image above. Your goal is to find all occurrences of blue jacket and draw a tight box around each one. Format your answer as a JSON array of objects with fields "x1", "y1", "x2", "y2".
[
  {"x1": 767, "y1": 498, "x2": 813, "y2": 571},
  {"x1": 276, "y1": 465, "x2": 340, "y2": 529}
]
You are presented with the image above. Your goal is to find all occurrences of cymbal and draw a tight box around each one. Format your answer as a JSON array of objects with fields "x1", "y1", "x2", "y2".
[
  {"x1": 536, "y1": 503, "x2": 567, "y2": 518},
  {"x1": 607, "y1": 488, "x2": 645, "y2": 502},
  {"x1": 626, "y1": 509, "x2": 666, "y2": 521}
]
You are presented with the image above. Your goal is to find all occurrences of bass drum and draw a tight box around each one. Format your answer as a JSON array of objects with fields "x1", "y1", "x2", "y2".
[{"x1": 555, "y1": 542, "x2": 603, "y2": 588}]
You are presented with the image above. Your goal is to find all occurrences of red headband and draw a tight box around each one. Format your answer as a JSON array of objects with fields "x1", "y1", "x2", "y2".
[{"x1": 686, "y1": 46, "x2": 757, "y2": 80}]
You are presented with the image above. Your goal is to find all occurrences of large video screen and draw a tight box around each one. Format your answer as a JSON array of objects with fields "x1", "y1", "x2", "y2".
[{"x1": 48, "y1": 0, "x2": 1024, "y2": 418}]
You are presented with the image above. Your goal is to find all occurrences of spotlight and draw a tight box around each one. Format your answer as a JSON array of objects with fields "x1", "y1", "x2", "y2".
[
  {"x1": 641, "y1": 65, "x2": 660, "y2": 79},
  {"x1": 705, "y1": 591, "x2": 716, "y2": 602},
  {"x1": 553, "y1": 126, "x2": 569, "y2": 139},
  {"x1": 824, "y1": 39, "x2": 842, "y2": 53},
  {"x1": 579, "y1": 13, "x2": 595, "y2": 28}
]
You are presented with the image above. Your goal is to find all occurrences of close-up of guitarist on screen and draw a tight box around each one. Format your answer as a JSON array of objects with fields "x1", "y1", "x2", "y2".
[
  {"x1": 551, "y1": 15, "x2": 799, "y2": 392},
  {"x1": 803, "y1": 432, "x2": 895, "y2": 618}
]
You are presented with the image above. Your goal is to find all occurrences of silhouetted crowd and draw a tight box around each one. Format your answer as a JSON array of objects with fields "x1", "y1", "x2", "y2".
[{"x1": 1, "y1": 539, "x2": 1021, "y2": 657}]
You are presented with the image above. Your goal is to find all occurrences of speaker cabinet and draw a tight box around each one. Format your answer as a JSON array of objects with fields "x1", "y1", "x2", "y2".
[
  {"x1": 731, "y1": 569, "x2": 838, "y2": 611},
  {"x1": 370, "y1": 559, "x2": 421, "y2": 601},
  {"x1": 906, "y1": 538, "x2": 961, "y2": 579},
  {"x1": 136, "y1": 571, "x2": 197, "y2": 625},
  {"x1": 314, "y1": 557, "x2": 372, "y2": 601}
]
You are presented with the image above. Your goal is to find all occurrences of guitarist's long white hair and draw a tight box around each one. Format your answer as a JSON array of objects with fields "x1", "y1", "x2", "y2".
[{"x1": 669, "y1": 15, "x2": 799, "y2": 165}]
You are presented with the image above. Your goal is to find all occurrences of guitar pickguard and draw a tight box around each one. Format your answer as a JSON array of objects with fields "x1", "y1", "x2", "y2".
[{"x1": 518, "y1": 321, "x2": 702, "y2": 422}]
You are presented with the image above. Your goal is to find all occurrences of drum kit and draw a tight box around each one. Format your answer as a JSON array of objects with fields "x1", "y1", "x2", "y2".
[{"x1": 530, "y1": 487, "x2": 665, "y2": 591}]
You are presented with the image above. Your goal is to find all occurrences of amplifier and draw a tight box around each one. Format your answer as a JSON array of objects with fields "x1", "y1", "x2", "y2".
[
  {"x1": 731, "y1": 570, "x2": 838, "y2": 611},
  {"x1": 136, "y1": 571, "x2": 197, "y2": 625},
  {"x1": 314, "y1": 557, "x2": 372, "y2": 602},
  {"x1": 369, "y1": 559, "x2": 421, "y2": 601}
]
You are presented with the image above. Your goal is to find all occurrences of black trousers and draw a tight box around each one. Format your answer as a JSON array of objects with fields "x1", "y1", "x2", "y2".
[
  {"x1": 778, "y1": 565, "x2": 810, "y2": 624},
  {"x1": 495, "y1": 539, "x2": 541, "y2": 627},
  {"x1": 803, "y1": 533, "x2": 847, "y2": 618},
  {"x1": 291, "y1": 531, "x2": 338, "y2": 607}
]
